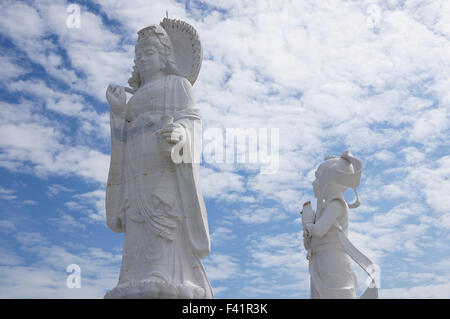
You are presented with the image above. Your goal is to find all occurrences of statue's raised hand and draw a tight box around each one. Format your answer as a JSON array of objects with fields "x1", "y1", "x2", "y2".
[{"x1": 106, "y1": 85, "x2": 126, "y2": 114}]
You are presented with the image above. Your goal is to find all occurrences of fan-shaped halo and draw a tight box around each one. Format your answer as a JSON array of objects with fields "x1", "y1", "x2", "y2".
[{"x1": 160, "y1": 18, "x2": 203, "y2": 86}]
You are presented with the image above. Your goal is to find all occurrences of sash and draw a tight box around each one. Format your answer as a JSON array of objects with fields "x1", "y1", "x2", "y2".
[
  {"x1": 334, "y1": 221, "x2": 378, "y2": 299},
  {"x1": 315, "y1": 197, "x2": 379, "y2": 299}
]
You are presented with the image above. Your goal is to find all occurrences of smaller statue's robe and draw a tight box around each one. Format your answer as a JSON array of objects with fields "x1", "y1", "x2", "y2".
[{"x1": 305, "y1": 198, "x2": 358, "y2": 299}]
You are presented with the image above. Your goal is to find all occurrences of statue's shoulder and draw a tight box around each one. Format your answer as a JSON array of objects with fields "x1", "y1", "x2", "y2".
[
  {"x1": 328, "y1": 197, "x2": 347, "y2": 209},
  {"x1": 166, "y1": 74, "x2": 195, "y2": 109},
  {"x1": 167, "y1": 74, "x2": 193, "y2": 89},
  {"x1": 327, "y1": 198, "x2": 348, "y2": 219}
]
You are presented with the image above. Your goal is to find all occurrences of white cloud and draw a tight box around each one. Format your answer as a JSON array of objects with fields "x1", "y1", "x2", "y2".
[
  {"x1": 48, "y1": 213, "x2": 87, "y2": 231},
  {"x1": 417, "y1": 155, "x2": 450, "y2": 196},
  {"x1": 0, "y1": 186, "x2": 17, "y2": 201},
  {"x1": 0, "y1": 186, "x2": 37, "y2": 206},
  {"x1": 235, "y1": 207, "x2": 286, "y2": 224},
  {"x1": 242, "y1": 231, "x2": 309, "y2": 297},
  {"x1": 0, "y1": 55, "x2": 28, "y2": 81},
  {"x1": 203, "y1": 254, "x2": 239, "y2": 286},
  {"x1": 210, "y1": 226, "x2": 236, "y2": 247},
  {"x1": 6, "y1": 79, "x2": 110, "y2": 139},
  {"x1": 380, "y1": 282, "x2": 450, "y2": 299},
  {"x1": 0, "y1": 99, "x2": 110, "y2": 184},
  {"x1": 46, "y1": 184, "x2": 75, "y2": 197},
  {"x1": 0, "y1": 2, "x2": 45, "y2": 39},
  {"x1": 0, "y1": 220, "x2": 16, "y2": 233},
  {"x1": 0, "y1": 247, "x2": 24, "y2": 266},
  {"x1": 410, "y1": 108, "x2": 449, "y2": 143},
  {"x1": 200, "y1": 167, "x2": 246, "y2": 199},
  {"x1": 402, "y1": 146, "x2": 425, "y2": 163},
  {"x1": 65, "y1": 189, "x2": 106, "y2": 222},
  {"x1": 0, "y1": 228, "x2": 121, "y2": 298}
]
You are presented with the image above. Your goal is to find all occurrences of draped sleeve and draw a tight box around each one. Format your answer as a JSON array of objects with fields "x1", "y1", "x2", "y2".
[
  {"x1": 105, "y1": 110, "x2": 127, "y2": 233},
  {"x1": 167, "y1": 75, "x2": 211, "y2": 258},
  {"x1": 306, "y1": 200, "x2": 344, "y2": 238}
]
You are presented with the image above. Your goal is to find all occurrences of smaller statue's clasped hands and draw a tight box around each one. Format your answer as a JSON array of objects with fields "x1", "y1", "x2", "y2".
[{"x1": 301, "y1": 201, "x2": 315, "y2": 236}]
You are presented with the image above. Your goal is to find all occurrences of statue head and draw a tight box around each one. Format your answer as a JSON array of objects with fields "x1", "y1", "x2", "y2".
[
  {"x1": 312, "y1": 151, "x2": 362, "y2": 208},
  {"x1": 128, "y1": 25, "x2": 180, "y2": 91}
]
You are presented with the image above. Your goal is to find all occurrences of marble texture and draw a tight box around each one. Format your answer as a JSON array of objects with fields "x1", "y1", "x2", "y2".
[{"x1": 104, "y1": 18, "x2": 212, "y2": 299}]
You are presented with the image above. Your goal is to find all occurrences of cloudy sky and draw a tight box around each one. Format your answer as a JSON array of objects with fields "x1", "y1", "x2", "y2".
[{"x1": 0, "y1": 0, "x2": 449, "y2": 298}]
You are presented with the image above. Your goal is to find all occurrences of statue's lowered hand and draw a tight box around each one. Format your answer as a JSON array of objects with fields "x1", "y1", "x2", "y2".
[
  {"x1": 106, "y1": 85, "x2": 127, "y2": 114},
  {"x1": 159, "y1": 123, "x2": 186, "y2": 144}
]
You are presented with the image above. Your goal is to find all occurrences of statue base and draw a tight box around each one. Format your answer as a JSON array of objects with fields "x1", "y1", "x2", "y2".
[{"x1": 104, "y1": 279, "x2": 208, "y2": 299}]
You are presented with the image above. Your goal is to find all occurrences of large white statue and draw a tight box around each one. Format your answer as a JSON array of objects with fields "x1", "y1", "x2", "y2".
[
  {"x1": 104, "y1": 18, "x2": 213, "y2": 299},
  {"x1": 301, "y1": 151, "x2": 378, "y2": 299}
]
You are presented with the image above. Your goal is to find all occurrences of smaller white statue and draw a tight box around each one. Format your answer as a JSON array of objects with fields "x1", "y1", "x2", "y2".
[{"x1": 301, "y1": 151, "x2": 378, "y2": 299}]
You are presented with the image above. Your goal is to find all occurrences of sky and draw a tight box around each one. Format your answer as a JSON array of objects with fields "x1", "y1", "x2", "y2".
[{"x1": 0, "y1": 0, "x2": 449, "y2": 299}]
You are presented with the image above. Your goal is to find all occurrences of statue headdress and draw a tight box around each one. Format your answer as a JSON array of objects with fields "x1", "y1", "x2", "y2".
[
  {"x1": 127, "y1": 18, "x2": 203, "y2": 93},
  {"x1": 317, "y1": 151, "x2": 362, "y2": 208}
]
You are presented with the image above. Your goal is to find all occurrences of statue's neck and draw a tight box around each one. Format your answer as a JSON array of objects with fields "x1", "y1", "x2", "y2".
[
  {"x1": 316, "y1": 185, "x2": 345, "y2": 213},
  {"x1": 141, "y1": 71, "x2": 165, "y2": 86},
  {"x1": 323, "y1": 190, "x2": 344, "y2": 202}
]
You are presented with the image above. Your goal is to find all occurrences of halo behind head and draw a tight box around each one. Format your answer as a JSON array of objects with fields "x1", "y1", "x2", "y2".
[{"x1": 160, "y1": 18, "x2": 203, "y2": 85}]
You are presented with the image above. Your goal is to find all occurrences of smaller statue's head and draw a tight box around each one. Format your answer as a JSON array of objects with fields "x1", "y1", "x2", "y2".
[
  {"x1": 313, "y1": 157, "x2": 352, "y2": 198},
  {"x1": 312, "y1": 151, "x2": 362, "y2": 208},
  {"x1": 128, "y1": 25, "x2": 179, "y2": 90}
]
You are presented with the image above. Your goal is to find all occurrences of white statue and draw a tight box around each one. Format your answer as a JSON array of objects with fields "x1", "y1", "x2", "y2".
[
  {"x1": 104, "y1": 18, "x2": 213, "y2": 299},
  {"x1": 301, "y1": 151, "x2": 378, "y2": 299}
]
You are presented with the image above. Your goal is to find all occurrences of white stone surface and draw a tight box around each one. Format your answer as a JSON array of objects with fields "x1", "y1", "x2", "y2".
[
  {"x1": 104, "y1": 19, "x2": 212, "y2": 299},
  {"x1": 302, "y1": 151, "x2": 378, "y2": 299}
]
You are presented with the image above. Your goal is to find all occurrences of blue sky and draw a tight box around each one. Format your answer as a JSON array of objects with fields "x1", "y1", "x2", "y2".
[{"x1": 0, "y1": 0, "x2": 449, "y2": 298}]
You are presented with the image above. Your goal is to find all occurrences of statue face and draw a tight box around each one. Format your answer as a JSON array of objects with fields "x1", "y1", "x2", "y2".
[
  {"x1": 312, "y1": 167, "x2": 323, "y2": 198},
  {"x1": 135, "y1": 42, "x2": 161, "y2": 76}
]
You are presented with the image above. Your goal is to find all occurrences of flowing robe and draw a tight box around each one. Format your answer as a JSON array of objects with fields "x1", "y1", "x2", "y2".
[
  {"x1": 104, "y1": 74, "x2": 212, "y2": 299},
  {"x1": 304, "y1": 198, "x2": 358, "y2": 299}
]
